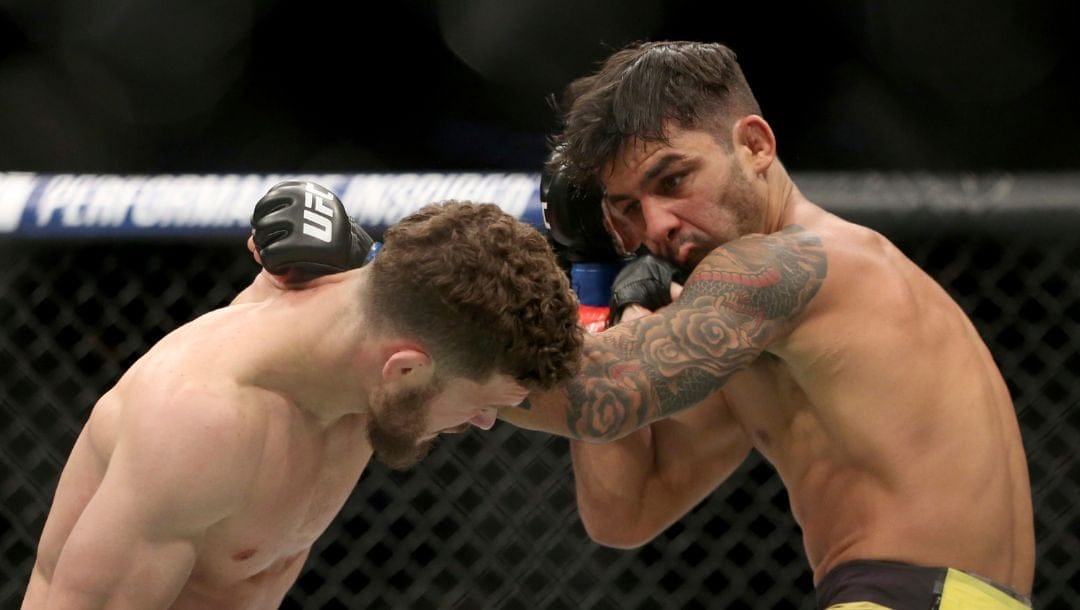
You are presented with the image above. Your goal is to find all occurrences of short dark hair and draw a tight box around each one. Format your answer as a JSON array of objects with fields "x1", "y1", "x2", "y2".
[
  {"x1": 551, "y1": 40, "x2": 762, "y2": 185},
  {"x1": 367, "y1": 201, "x2": 583, "y2": 390}
]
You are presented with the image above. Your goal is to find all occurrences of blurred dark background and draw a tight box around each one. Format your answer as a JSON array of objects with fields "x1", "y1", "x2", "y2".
[
  {"x1": 0, "y1": 0, "x2": 1077, "y2": 175},
  {"x1": 2, "y1": 2, "x2": 1080, "y2": 608}
]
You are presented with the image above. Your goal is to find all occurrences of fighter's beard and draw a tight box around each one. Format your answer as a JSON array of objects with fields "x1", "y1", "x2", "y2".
[{"x1": 367, "y1": 381, "x2": 441, "y2": 470}]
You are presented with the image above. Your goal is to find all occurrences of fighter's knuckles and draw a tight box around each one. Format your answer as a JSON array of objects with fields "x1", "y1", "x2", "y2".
[
  {"x1": 606, "y1": 254, "x2": 679, "y2": 326},
  {"x1": 252, "y1": 184, "x2": 303, "y2": 221}
]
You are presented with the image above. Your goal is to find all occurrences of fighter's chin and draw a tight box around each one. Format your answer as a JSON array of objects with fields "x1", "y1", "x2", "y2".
[
  {"x1": 676, "y1": 245, "x2": 708, "y2": 271},
  {"x1": 374, "y1": 437, "x2": 436, "y2": 471}
]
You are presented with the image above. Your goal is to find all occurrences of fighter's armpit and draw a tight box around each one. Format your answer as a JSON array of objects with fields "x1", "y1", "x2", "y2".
[{"x1": 564, "y1": 225, "x2": 827, "y2": 440}]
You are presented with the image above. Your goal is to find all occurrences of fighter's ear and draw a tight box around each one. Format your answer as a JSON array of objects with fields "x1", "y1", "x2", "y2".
[
  {"x1": 733, "y1": 114, "x2": 776, "y2": 174},
  {"x1": 381, "y1": 349, "x2": 433, "y2": 384}
]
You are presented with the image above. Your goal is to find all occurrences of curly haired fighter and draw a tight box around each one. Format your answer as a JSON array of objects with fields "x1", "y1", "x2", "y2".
[{"x1": 22, "y1": 185, "x2": 583, "y2": 609}]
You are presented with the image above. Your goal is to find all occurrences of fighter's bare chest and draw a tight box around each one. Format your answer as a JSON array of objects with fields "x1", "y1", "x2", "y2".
[
  {"x1": 194, "y1": 423, "x2": 372, "y2": 582},
  {"x1": 722, "y1": 354, "x2": 814, "y2": 449}
]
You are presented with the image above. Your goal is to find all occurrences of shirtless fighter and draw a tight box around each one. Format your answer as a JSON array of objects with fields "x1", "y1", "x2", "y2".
[
  {"x1": 506, "y1": 40, "x2": 1036, "y2": 609},
  {"x1": 184, "y1": 43, "x2": 1036, "y2": 608},
  {"x1": 21, "y1": 183, "x2": 583, "y2": 609}
]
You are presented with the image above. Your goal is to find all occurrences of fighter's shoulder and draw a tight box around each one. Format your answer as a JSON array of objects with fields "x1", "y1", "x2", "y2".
[
  {"x1": 689, "y1": 224, "x2": 829, "y2": 306},
  {"x1": 696, "y1": 224, "x2": 828, "y2": 278},
  {"x1": 777, "y1": 215, "x2": 920, "y2": 327},
  {"x1": 699, "y1": 218, "x2": 900, "y2": 319},
  {"x1": 117, "y1": 378, "x2": 272, "y2": 476},
  {"x1": 121, "y1": 383, "x2": 272, "y2": 518},
  {"x1": 801, "y1": 216, "x2": 908, "y2": 291}
]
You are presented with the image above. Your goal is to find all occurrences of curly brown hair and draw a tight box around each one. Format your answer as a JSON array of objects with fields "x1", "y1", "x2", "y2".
[
  {"x1": 551, "y1": 40, "x2": 762, "y2": 186},
  {"x1": 366, "y1": 201, "x2": 583, "y2": 390}
]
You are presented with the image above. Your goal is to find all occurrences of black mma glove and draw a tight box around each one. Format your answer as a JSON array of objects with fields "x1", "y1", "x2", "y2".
[
  {"x1": 251, "y1": 181, "x2": 377, "y2": 284},
  {"x1": 541, "y1": 152, "x2": 623, "y2": 264},
  {"x1": 607, "y1": 254, "x2": 681, "y2": 326}
]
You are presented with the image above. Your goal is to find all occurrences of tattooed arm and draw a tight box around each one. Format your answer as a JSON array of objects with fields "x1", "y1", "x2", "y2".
[
  {"x1": 500, "y1": 225, "x2": 827, "y2": 441},
  {"x1": 570, "y1": 305, "x2": 754, "y2": 548}
]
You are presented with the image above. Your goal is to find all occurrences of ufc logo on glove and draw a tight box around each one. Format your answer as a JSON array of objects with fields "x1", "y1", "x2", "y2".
[{"x1": 302, "y1": 182, "x2": 336, "y2": 243}]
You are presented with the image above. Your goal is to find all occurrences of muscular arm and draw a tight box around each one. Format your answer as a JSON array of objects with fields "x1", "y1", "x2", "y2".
[
  {"x1": 502, "y1": 226, "x2": 826, "y2": 440},
  {"x1": 572, "y1": 393, "x2": 753, "y2": 547},
  {"x1": 570, "y1": 286, "x2": 751, "y2": 548},
  {"x1": 40, "y1": 475, "x2": 200, "y2": 609},
  {"x1": 35, "y1": 390, "x2": 259, "y2": 609}
]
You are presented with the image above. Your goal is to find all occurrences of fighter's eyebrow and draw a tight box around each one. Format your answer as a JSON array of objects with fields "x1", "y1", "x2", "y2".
[{"x1": 604, "y1": 153, "x2": 686, "y2": 204}]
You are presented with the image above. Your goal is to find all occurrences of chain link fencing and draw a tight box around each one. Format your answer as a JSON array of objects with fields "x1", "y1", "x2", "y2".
[{"x1": 1, "y1": 174, "x2": 1078, "y2": 608}]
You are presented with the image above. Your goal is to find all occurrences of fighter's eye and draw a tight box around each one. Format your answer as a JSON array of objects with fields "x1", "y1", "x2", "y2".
[
  {"x1": 618, "y1": 200, "x2": 641, "y2": 216},
  {"x1": 660, "y1": 174, "x2": 684, "y2": 193}
]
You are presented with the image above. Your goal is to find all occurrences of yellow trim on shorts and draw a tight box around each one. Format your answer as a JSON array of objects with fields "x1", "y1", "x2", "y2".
[
  {"x1": 825, "y1": 569, "x2": 1030, "y2": 610},
  {"x1": 938, "y1": 568, "x2": 1030, "y2": 610}
]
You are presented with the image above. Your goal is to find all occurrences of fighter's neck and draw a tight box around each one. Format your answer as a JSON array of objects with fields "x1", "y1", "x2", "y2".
[
  {"x1": 245, "y1": 279, "x2": 373, "y2": 423},
  {"x1": 763, "y1": 162, "x2": 813, "y2": 233}
]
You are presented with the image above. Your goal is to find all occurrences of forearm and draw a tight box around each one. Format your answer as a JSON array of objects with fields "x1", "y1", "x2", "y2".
[
  {"x1": 501, "y1": 332, "x2": 642, "y2": 440},
  {"x1": 514, "y1": 325, "x2": 717, "y2": 441},
  {"x1": 498, "y1": 385, "x2": 577, "y2": 437}
]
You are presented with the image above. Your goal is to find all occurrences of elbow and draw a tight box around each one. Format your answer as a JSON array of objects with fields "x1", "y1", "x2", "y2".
[
  {"x1": 582, "y1": 519, "x2": 659, "y2": 550},
  {"x1": 578, "y1": 506, "x2": 661, "y2": 550}
]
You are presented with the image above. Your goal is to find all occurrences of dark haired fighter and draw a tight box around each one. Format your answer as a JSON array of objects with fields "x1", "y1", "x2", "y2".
[{"x1": 508, "y1": 40, "x2": 1034, "y2": 610}]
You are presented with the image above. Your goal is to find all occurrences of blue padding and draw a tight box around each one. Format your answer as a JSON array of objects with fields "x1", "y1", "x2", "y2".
[{"x1": 0, "y1": 172, "x2": 544, "y2": 238}]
